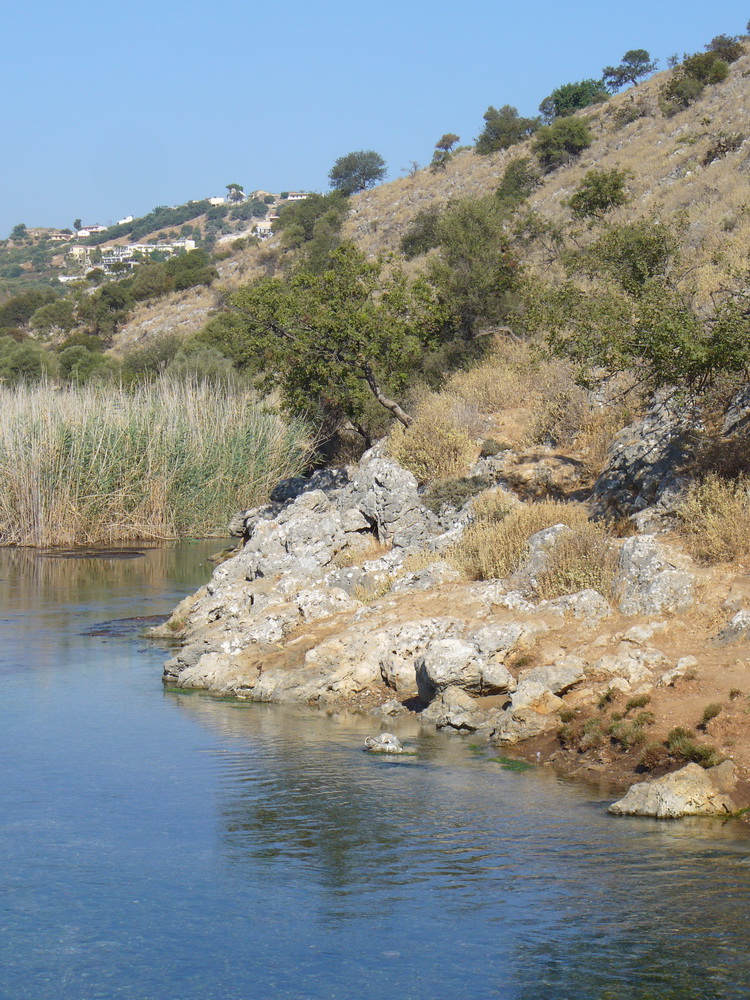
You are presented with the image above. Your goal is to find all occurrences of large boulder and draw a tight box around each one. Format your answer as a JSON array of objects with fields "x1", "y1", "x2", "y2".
[
  {"x1": 616, "y1": 535, "x2": 695, "y2": 615},
  {"x1": 609, "y1": 762, "x2": 739, "y2": 818},
  {"x1": 346, "y1": 457, "x2": 439, "y2": 548},
  {"x1": 592, "y1": 390, "x2": 699, "y2": 519},
  {"x1": 420, "y1": 686, "x2": 488, "y2": 732},
  {"x1": 415, "y1": 638, "x2": 515, "y2": 701}
]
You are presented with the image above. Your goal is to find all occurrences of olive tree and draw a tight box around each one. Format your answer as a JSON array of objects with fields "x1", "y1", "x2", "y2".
[
  {"x1": 328, "y1": 150, "x2": 387, "y2": 195},
  {"x1": 228, "y1": 243, "x2": 445, "y2": 427}
]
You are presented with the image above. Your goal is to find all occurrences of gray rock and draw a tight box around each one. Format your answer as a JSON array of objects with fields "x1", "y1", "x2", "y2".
[
  {"x1": 616, "y1": 535, "x2": 695, "y2": 615},
  {"x1": 347, "y1": 457, "x2": 439, "y2": 548},
  {"x1": 609, "y1": 762, "x2": 739, "y2": 818},
  {"x1": 538, "y1": 589, "x2": 613, "y2": 623},
  {"x1": 415, "y1": 638, "x2": 515, "y2": 701},
  {"x1": 420, "y1": 686, "x2": 487, "y2": 732},
  {"x1": 592, "y1": 390, "x2": 700, "y2": 519},
  {"x1": 521, "y1": 659, "x2": 585, "y2": 694},
  {"x1": 365, "y1": 732, "x2": 408, "y2": 754},
  {"x1": 715, "y1": 610, "x2": 750, "y2": 645},
  {"x1": 594, "y1": 644, "x2": 667, "y2": 686}
]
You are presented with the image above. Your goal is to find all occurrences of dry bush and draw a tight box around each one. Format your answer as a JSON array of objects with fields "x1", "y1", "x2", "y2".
[
  {"x1": 450, "y1": 499, "x2": 590, "y2": 581},
  {"x1": 675, "y1": 474, "x2": 750, "y2": 564},
  {"x1": 331, "y1": 536, "x2": 391, "y2": 568},
  {"x1": 389, "y1": 395, "x2": 477, "y2": 483},
  {"x1": 534, "y1": 522, "x2": 618, "y2": 599}
]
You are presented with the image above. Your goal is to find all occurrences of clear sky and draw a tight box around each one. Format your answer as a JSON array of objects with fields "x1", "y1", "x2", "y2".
[{"x1": 1, "y1": 0, "x2": 747, "y2": 236}]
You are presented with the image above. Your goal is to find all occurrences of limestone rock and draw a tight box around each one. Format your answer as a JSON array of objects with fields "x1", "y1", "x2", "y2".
[
  {"x1": 538, "y1": 589, "x2": 613, "y2": 623},
  {"x1": 616, "y1": 535, "x2": 695, "y2": 615},
  {"x1": 490, "y1": 707, "x2": 558, "y2": 744},
  {"x1": 365, "y1": 733, "x2": 407, "y2": 754},
  {"x1": 715, "y1": 610, "x2": 750, "y2": 646},
  {"x1": 658, "y1": 655, "x2": 697, "y2": 687},
  {"x1": 609, "y1": 762, "x2": 739, "y2": 818},
  {"x1": 520, "y1": 659, "x2": 585, "y2": 694},
  {"x1": 420, "y1": 686, "x2": 487, "y2": 732},
  {"x1": 347, "y1": 457, "x2": 439, "y2": 548},
  {"x1": 509, "y1": 680, "x2": 564, "y2": 714},
  {"x1": 592, "y1": 391, "x2": 699, "y2": 519},
  {"x1": 415, "y1": 638, "x2": 515, "y2": 701}
]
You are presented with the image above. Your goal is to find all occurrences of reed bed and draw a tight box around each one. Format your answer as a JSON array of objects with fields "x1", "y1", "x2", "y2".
[{"x1": 0, "y1": 379, "x2": 311, "y2": 547}]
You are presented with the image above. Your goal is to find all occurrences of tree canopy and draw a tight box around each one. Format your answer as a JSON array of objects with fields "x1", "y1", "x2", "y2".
[
  {"x1": 475, "y1": 105, "x2": 538, "y2": 154},
  {"x1": 328, "y1": 150, "x2": 387, "y2": 195},
  {"x1": 539, "y1": 80, "x2": 608, "y2": 123},
  {"x1": 228, "y1": 243, "x2": 445, "y2": 427},
  {"x1": 603, "y1": 50, "x2": 657, "y2": 91}
]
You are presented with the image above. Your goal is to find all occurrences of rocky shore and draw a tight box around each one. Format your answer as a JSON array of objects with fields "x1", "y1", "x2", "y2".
[{"x1": 155, "y1": 423, "x2": 750, "y2": 821}]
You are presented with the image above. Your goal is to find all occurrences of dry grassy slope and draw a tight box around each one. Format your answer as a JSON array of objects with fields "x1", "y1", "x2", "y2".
[
  {"x1": 345, "y1": 55, "x2": 750, "y2": 300},
  {"x1": 112, "y1": 55, "x2": 750, "y2": 352}
]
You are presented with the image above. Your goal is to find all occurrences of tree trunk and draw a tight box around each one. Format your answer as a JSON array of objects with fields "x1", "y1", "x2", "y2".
[{"x1": 362, "y1": 363, "x2": 413, "y2": 427}]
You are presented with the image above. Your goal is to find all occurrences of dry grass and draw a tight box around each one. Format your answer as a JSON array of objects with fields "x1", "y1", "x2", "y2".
[
  {"x1": 450, "y1": 498, "x2": 591, "y2": 581},
  {"x1": 675, "y1": 474, "x2": 750, "y2": 564},
  {"x1": 389, "y1": 394, "x2": 477, "y2": 483},
  {"x1": 331, "y1": 536, "x2": 391, "y2": 568},
  {"x1": 0, "y1": 379, "x2": 311, "y2": 547},
  {"x1": 534, "y1": 522, "x2": 618, "y2": 599}
]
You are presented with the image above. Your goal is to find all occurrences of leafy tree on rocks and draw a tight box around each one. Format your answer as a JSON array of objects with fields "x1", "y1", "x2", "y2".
[
  {"x1": 228, "y1": 242, "x2": 445, "y2": 427},
  {"x1": 475, "y1": 105, "x2": 538, "y2": 154},
  {"x1": 539, "y1": 80, "x2": 608, "y2": 123},
  {"x1": 430, "y1": 133, "x2": 460, "y2": 172},
  {"x1": 705, "y1": 34, "x2": 745, "y2": 63},
  {"x1": 567, "y1": 167, "x2": 630, "y2": 219},
  {"x1": 226, "y1": 183, "x2": 245, "y2": 202},
  {"x1": 602, "y1": 50, "x2": 658, "y2": 91},
  {"x1": 328, "y1": 150, "x2": 387, "y2": 195},
  {"x1": 524, "y1": 216, "x2": 747, "y2": 392},
  {"x1": 532, "y1": 117, "x2": 593, "y2": 172}
]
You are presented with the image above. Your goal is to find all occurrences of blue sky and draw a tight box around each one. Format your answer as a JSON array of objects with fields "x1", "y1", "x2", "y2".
[{"x1": 1, "y1": 0, "x2": 747, "y2": 236}]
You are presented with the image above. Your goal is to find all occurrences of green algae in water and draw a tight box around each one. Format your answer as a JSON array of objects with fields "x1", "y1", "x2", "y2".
[{"x1": 488, "y1": 755, "x2": 534, "y2": 772}]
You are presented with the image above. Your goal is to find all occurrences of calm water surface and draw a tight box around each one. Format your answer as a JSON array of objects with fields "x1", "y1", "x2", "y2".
[{"x1": 1, "y1": 542, "x2": 750, "y2": 1000}]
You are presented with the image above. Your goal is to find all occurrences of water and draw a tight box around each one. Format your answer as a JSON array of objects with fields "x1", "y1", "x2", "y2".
[{"x1": 2, "y1": 543, "x2": 750, "y2": 1000}]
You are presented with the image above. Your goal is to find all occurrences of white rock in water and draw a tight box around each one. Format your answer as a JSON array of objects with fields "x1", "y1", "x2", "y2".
[
  {"x1": 609, "y1": 762, "x2": 738, "y2": 818},
  {"x1": 365, "y1": 732, "x2": 407, "y2": 753}
]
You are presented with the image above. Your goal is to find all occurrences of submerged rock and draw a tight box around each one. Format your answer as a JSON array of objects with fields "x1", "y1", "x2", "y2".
[{"x1": 609, "y1": 762, "x2": 739, "y2": 819}]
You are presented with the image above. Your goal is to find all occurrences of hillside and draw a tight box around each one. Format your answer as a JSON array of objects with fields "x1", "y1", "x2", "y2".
[{"x1": 100, "y1": 49, "x2": 750, "y2": 353}]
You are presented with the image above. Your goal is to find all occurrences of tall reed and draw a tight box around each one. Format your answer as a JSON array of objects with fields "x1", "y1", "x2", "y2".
[{"x1": 0, "y1": 379, "x2": 311, "y2": 546}]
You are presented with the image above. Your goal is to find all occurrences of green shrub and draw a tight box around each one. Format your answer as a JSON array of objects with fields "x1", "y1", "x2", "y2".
[
  {"x1": 475, "y1": 105, "x2": 538, "y2": 155},
  {"x1": 700, "y1": 702, "x2": 723, "y2": 727},
  {"x1": 567, "y1": 168, "x2": 629, "y2": 219},
  {"x1": 625, "y1": 694, "x2": 651, "y2": 713},
  {"x1": 399, "y1": 207, "x2": 442, "y2": 259},
  {"x1": 532, "y1": 118, "x2": 593, "y2": 172},
  {"x1": 421, "y1": 476, "x2": 491, "y2": 516},
  {"x1": 495, "y1": 157, "x2": 539, "y2": 210},
  {"x1": 666, "y1": 727, "x2": 723, "y2": 768}
]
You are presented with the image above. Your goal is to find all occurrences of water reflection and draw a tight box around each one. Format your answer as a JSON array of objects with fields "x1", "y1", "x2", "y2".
[{"x1": 172, "y1": 694, "x2": 750, "y2": 1000}]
